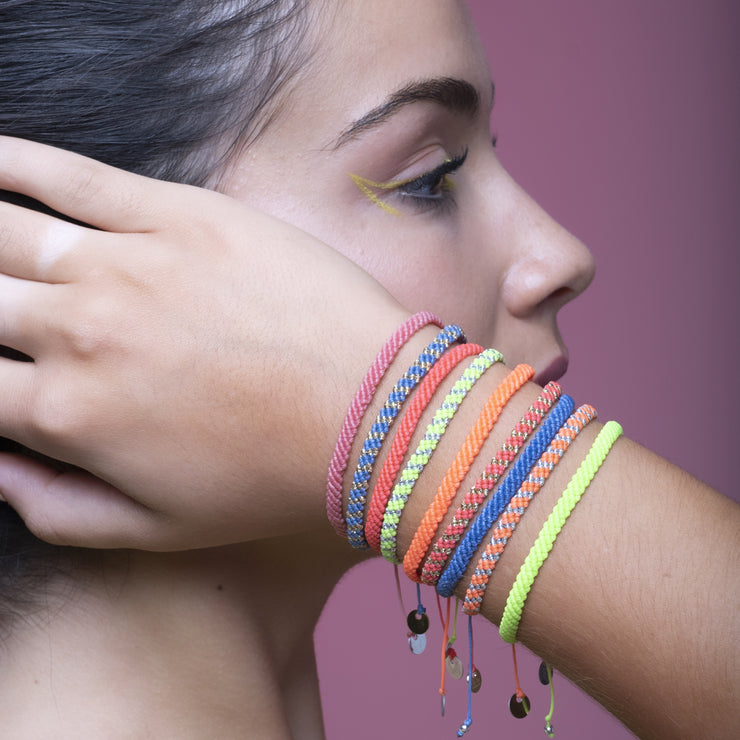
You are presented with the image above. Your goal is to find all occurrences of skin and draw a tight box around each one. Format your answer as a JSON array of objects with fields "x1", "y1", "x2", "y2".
[
  {"x1": 0, "y1": 2, "x2": 738, "y2": 739},
  {"x1": 0, "y1": 2, "x2": 594, "y2": 737},
  {"x1": 222, "y1": 0, "x2": 595, "y2": 369}
]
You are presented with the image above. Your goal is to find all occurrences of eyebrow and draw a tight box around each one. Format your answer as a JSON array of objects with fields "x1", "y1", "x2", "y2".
[{"x1": 333, "y1": 77, "x2": 489, "y2": 149}]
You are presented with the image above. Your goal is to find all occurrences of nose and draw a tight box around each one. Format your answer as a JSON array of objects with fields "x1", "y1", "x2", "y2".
[
  {"x1": 500, "y1": 184, "x2": 595, "y2": 320},
  {"x1": 483, "y1": 173, "x2": 595, "y2": 377}
]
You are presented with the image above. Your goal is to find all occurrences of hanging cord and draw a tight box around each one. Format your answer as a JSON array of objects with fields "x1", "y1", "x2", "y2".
[
  {"x1": 457, "y1": 615, "x2": 475, "y2": 736},
  {"x1": 435, "y1": 594, "x2": 452, "y2": 715},
  {"x1": 508, "y1": 644, "x2": 531, "y2": 718},
  {"x1": 539, "y1": 661, "x2": 555, "y2": 737},
  {"x1": 394, "y1": 564, "x2": 407, "y2": 623},
  {"x1": 395, "y1": 566, "x2": 429, "y2": 653}
]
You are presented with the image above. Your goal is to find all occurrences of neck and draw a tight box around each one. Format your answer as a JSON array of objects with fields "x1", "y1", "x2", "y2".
[{"x1": 0, "y1": 530, "x2": 367, "y2": 739}]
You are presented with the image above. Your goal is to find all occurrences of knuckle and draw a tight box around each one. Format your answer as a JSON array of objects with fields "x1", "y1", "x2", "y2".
[
  {"x1": 63, "y1": 162, "x2": 101, "y2": 209},
  {"x1": 27, "y1": 391, "x2": 84, "y2": 445},
  {"x1": 60, "y1": 292, "x2": 119, "y2": 359}
]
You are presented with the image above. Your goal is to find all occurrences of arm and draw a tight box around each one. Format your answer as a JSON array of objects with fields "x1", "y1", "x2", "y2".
[{"x1": 0, "y1": 138, "x2": 737, "y2": 738}]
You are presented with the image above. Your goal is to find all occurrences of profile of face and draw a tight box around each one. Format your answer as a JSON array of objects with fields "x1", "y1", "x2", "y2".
[{"x1": 220, "y1": 0, "x2": 595, "y2": 384}]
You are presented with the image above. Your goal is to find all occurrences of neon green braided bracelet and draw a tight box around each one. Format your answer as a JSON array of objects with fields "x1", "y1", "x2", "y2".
[{"x1": 499, "y1": 421, "x2": 623, "y2": 644}]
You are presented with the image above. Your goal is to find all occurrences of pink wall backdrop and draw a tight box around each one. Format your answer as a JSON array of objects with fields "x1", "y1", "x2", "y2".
[{"x1": 316, "y1": 2, "x2": 739, "y2": 738}]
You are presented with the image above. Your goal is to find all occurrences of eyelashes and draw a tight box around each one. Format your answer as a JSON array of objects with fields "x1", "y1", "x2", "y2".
[
  {"x1": 350, "y1": 148, "x2": 468, "y2": 216},
  {"x1": 397, "y1": 149, "x2": 468, "y2": 205}
]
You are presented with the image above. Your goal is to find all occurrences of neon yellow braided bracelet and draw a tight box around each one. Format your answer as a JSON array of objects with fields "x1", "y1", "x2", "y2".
[{"x1": 499, "y1": 421, "x2": 623, "y2": 644}]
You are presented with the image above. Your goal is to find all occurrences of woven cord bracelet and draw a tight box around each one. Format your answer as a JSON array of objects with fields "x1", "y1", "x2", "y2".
[
  {"x1": 499, "y1": 420, "x2": 623, "y2": 644},
  {"x1": 364, "y1": 343, "x2": 484, "y2": 553},
  {"x1": 422, "y1": 379, "x2": 558, "y2": 587},
  {"x1": 345, "y1": 324, "x2": 465, "y2": 549},
  {"x1": 463, "y1": 404, "x2": 597, "y2": 616},
  {"x1": 403, "y1": 364, "x2": 528, "y2": 583},
  {"x1": 327, "y1": 311, "x2": 442, "y2": 536},
  {"x1": 437, "y1": 389, "x2": 571, "y2": 598},
  {"x1": 417, "y1": 364, "x2": 535, "y2": 585},
  {"x1": 379, "y1": 347, "x2": 504, "y2": 564}
]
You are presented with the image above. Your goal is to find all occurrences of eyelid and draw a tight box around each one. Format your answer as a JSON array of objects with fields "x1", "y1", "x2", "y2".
[
  {"x1": 349, "y1": 147, "x2": 468, "y2": 215},
  {"x1": 398, "y1": 148, "x2": 468, "y2": 193}
]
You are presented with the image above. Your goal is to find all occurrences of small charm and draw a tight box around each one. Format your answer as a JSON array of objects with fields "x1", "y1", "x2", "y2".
[
  {"x1": 456, "y1": 719, "x2": 471, "y2": 737},
  {"x1": 508, "y1": 692, "x2": 531, "y2": 719},
  {"x1": 408, "y1": 632, "x2": 427, "y2": 655},
  {"x1": 544, "y1": 721, "x2": 555, "y2": 737},
  {"x1": 539, "y1": 660, "x2": 552, "y2": 685},
  {"x1": 406, "y1": 609, "x2": 429, "y2": 634},
  {"x1": 466, "y1": 667, "x2": 482, "y2": 693},
  {"x1": 440, "y1": 693, "x2": 446, "y2": 717},
  {"x1": 445, "y1": 647, "x2": 464, "y2": 680}
]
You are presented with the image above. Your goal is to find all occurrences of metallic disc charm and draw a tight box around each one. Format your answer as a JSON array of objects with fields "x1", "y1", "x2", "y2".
[
  {"x1": 407, "y1": 609, "x2": 430, "y2": 635},
  {"x1": 508, "y1": 693, "x2": 531, "y2": 719},
  {"x1": 445, "y1": 654, "x2": 464, "y2": 680},
  {"x1": 408, "y1": 632, "x2": 427, "y2": 655},
  {"x1": 466, "y1": 667, "x2": 482, "y2": 693},
  {"x1": 539, "y1": 661, "x2": 552, "y2": 685}
]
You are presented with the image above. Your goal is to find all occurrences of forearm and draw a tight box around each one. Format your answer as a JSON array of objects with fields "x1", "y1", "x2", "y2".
[{"x1": 338, "y1": 325, "x2": 739, "y2": 739}]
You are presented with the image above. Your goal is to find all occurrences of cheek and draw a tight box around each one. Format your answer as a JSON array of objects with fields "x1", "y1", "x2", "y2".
[{"x1": 331, "y1": 225, "x2": 502, "y2": 345}]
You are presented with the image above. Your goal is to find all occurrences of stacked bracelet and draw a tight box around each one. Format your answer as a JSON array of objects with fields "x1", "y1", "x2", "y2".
[
  {"x1": 437, "y1": 393, "x2": 574, "y2": 598},
  {"x1": 462, "y1": 404, "x2": 597, "y2": 616},
  {"x1": 379, "y1": 347, "x2": 504, "y2": 564},
  {"x1": 416, "y1": 364, "x2": 535, "y2": 585},
  {"x1": 327, "y1": 312, "x2": 442, "y2": 536},
  {"x1": 345, "y1": 324, "x2": 465, "y2": 549},
  {"x1": 403, "y1": 364, "x2": 531, "y2": 583},
  {"x1": 422, "y1": 379, "x2": 559, "y2": 587},
  {"x1": 327, "y1": 316, "x2": 625, "y2": 736},
  {"x1": 499, "y1": 420, "x2": 623, "y2": 643},
  {"x1": 364, "y1": 343, "x2": 484, "y2": 552}
]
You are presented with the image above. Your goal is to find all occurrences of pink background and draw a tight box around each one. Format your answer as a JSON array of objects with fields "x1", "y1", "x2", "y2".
[{"x1": 316, "y1": 2, "x2": 739, "y2": 738}]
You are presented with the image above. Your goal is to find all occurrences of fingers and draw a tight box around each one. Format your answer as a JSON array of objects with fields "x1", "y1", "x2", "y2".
[
  {"x1": 0, "y1": 274, "x2": 69, "y2": 357},
  {"x1": 0, "y1": 356, "x2": 34, "y2": 432},
  {"x1": 0, "y1": 135, "x2": 174, "y2": 233},
  {"x1": 0, "y1": 453, "x2": 165, "y2": 549},
  {"x1": 0, "y1": 201, "x2": 90, "y2": 282}
]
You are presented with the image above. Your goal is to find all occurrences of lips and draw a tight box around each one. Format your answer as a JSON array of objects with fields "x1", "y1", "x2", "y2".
[{"x1": 533, "y1": 356, "x2": 569, "y2": 387}]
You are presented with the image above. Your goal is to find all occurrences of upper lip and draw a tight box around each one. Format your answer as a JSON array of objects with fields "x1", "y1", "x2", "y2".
[{"x1": 533, "y1": 355, "x2": 569, "y2": 386}]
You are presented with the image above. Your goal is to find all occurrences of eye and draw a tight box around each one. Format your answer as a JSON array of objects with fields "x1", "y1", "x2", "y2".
[{"x1": 396, "y1": 148, "x2": 468, "y2": 206}]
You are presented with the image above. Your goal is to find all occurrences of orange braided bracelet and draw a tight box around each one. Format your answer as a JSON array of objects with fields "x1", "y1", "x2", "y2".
[
  {"x1": 422, "y1": 379, "x2": 561, "y2": 587},
  {"x1": 364, "y1": 343, "x2": 483, "y2": 552},
  {"x1": 411, "y1": 363, "x2": 534, "y2": 585},
  {"x1": 401, "y1": 364, "x2": 529, "y2": 581},
  {"x1": 399, "y1": 365, "x2": 519, "y2": 580}
]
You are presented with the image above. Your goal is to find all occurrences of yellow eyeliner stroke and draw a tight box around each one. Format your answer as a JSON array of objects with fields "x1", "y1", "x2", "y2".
[
  {"x1": 349, "y1": 173, "x2": 405, "y2": 216},
  {"x1": 350, "y1": 158, "x2": 455, "y2": 217}
]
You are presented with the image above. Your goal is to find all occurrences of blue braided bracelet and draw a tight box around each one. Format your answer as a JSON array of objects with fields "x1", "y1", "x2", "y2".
[
  {"x1": 436, "y1": 395, "x2": 575, "y2": 597},
  {"x1": 379, "y1": 348, "x2": 503, "y2": 564},
  {"x1": 345, "y1": 324, "x2": 465, "y2": 549}
]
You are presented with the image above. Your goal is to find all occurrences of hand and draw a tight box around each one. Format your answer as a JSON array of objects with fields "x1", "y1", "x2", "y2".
[{"x1": 0, "y1": 136, "x2": 407, "y2": 549}]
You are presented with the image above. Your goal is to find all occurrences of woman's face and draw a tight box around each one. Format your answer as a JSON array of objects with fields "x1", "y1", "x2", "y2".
[{"x1": 220, "y1": 0, "x2": 595, "y2": 384}]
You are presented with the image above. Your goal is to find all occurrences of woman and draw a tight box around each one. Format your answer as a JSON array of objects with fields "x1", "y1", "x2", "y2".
[{"x1": 0, "y1": 1, "x2": 737, "y2": 738}]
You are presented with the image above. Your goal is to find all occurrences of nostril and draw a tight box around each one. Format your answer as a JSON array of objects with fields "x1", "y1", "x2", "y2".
[
  {"x1": 547, "y1": 284, "x2": 586, "y2": 312},
  {"x1": 548, "y1": 286, "x2": 572, "y2": 305}
]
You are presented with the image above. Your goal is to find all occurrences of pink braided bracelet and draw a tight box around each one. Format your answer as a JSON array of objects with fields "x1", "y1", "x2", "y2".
[{"x1": 326, "y1": 311, "x2": 443, "y2": 535}]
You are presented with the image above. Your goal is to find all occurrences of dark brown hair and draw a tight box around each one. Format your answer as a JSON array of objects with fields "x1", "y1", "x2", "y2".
[{"x1": 0, "y1": 0, "x2": 311, "y2": 629}]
